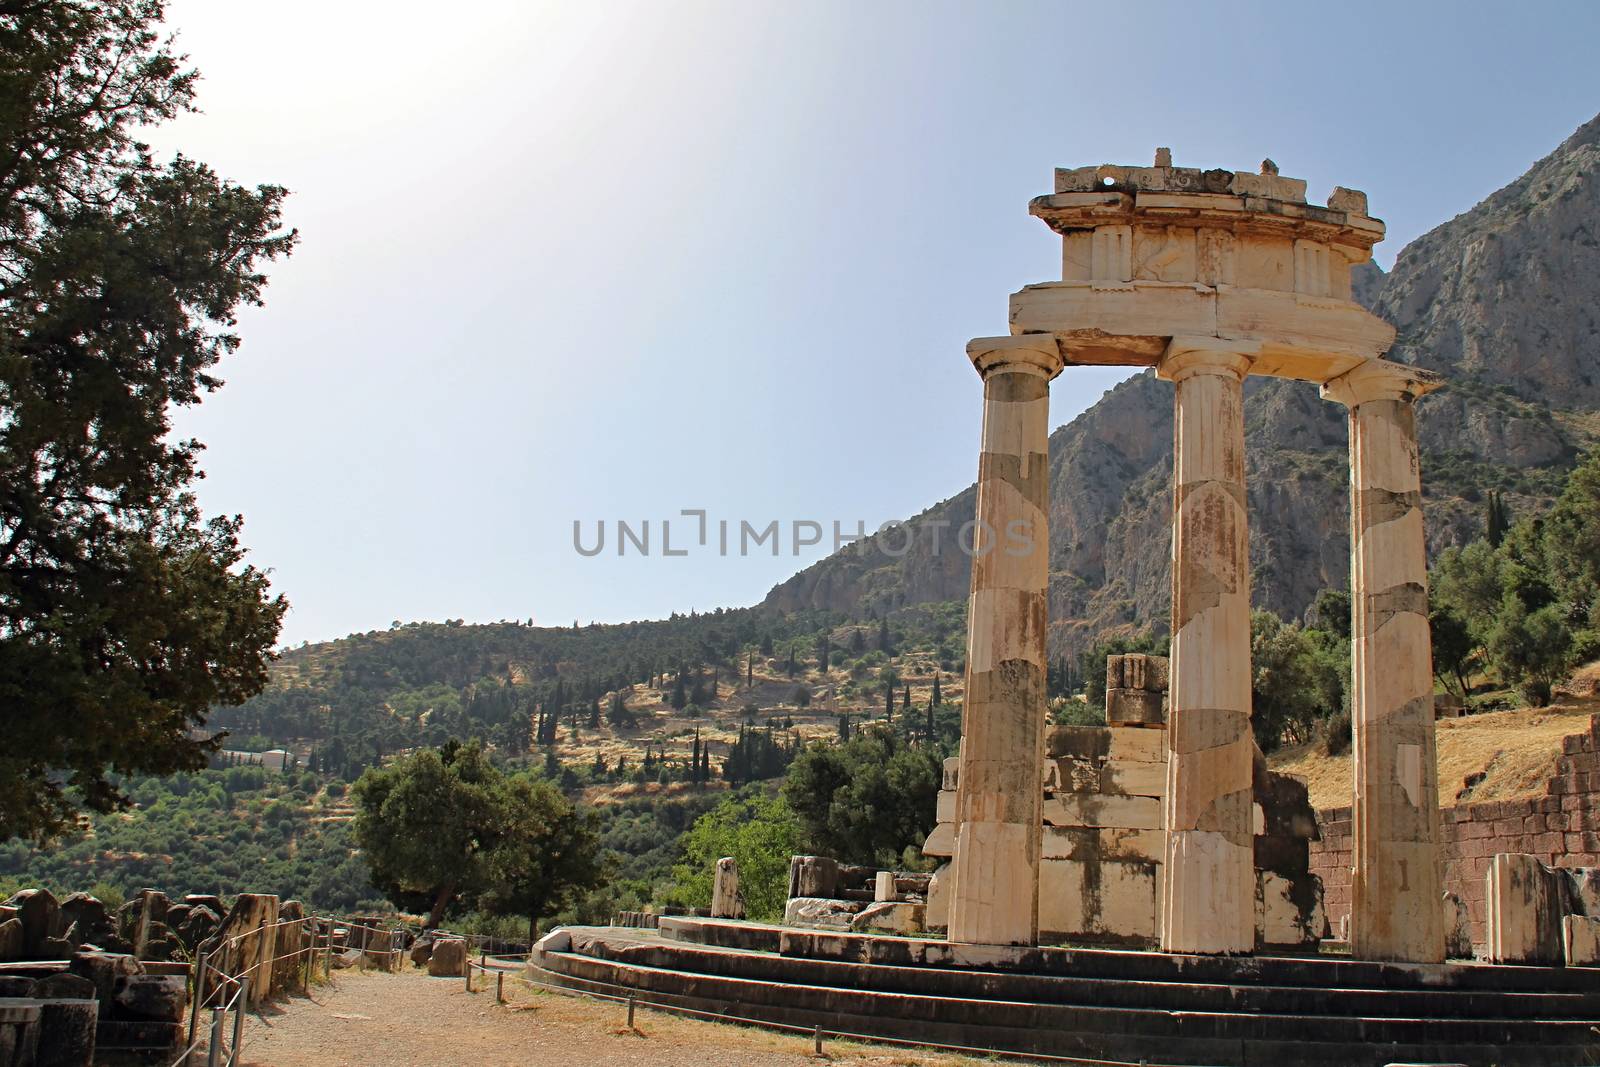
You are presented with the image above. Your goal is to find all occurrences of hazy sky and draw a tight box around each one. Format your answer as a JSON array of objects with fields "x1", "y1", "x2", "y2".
[{"x1": 152, "y1": 1, "x2": 1600, "y2": 647}]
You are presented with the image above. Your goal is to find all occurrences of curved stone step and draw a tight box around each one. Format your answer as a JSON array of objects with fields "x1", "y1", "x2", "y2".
[
  {"x1": 533, "y1": 949, "x2": 1597, "y2": 1067},
  {"x1": 626, "y1": 926, "x2": 1600, "y2": 1022}
]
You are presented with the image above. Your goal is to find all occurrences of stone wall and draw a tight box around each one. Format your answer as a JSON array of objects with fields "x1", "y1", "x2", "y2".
[
  {"x1": 1311, "y1": 715, "x2": 1600, "y2": 947},
  {"x1": 927, "y1": 654, "x2": 1324, "y2": 948}
]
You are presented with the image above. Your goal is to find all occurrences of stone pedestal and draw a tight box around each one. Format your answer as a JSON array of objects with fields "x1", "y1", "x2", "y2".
[
  {"x1": 946, "y1": 336, "x2": 1064, "y2": 947},
  {"x1": 1324, "y1": 361, "x2": 1445, "y2": 963},
  {"x1": 1158, "y1": 339, "x2": 1257, "y2": 955},
  {"x1": 711, "y1": 858, "x2": 745, "y2": 920}
]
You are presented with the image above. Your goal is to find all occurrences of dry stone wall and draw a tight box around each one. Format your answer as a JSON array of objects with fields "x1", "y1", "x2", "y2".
[{"x1": 1311, "y1": 714, "x2": 1600, "y2": 948}]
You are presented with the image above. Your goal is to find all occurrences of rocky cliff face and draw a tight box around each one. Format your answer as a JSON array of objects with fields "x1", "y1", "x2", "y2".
[{"x1": 764, "y1": 114, "x2": 1600, "y2": 655}]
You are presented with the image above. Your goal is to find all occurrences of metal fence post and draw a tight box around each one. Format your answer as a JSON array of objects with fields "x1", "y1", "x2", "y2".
[
  {"x1": 187, "y1": 949, "x2": 208, "y2": 1055},
  {"x1": 206, "y1": 1007, "x2": 225, "y2": 1067},
  {"x1": 232, "y1": 977, "x2": 249, "y2": 1065},
  {"x1": 813, "y1": 1024, "x2": 823, "y2": 1056}
]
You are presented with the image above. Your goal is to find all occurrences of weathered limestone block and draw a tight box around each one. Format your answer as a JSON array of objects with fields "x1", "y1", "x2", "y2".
[
  {"x1": 409, "y1": 940, "x2": 432, "y2": 967},
  {"x1": 29, "y1": 974, "x2": 93, "y2": 1001},
  {"x1": 1107, "y1": 653, "x2": 1169, "y2": 694},
  {"x1": 426, "y1": 938, "x2": 467, "y2": 977},
  {"x1": 7, "y1": 889, "x2": 61, "y2": 959},
  {"x1": 182, "y1": 895, "x2": 225, "y2": 915},
  {"x1": 873, "y1": 872, "x2": 898, "y2": 902},
  {"x1": 196, "y1": 893, "x2": 278, "y2": 1006},
  {"x1": 1048, "y1": 725, "x2": 1166, "y2": 763},
  {"x1": 34, "y1": 997, "x2": 96, "y2": 1067},
  {"x1": 67, "y1": 952, "x2": 140, "y2": 1004},
  {"x1": 922, "y1": 823, "x2": 955, "y2": 859},
  {"x1": 58, "y1": 896, "x2": 113, "y2": 952},
  {"x1": 941, "y1": 757, "x2": 960, "y2": 791},
  {"x1": 1255, "y1": 871, "x2": 1325, "y2": 948},
  {"x1": 1563, "y1": 915, "x2": 1600, "y2": 966},
  {"x1": 1106, "y1": 689, "x2": 1164, "y2": 726},
  {"x1": 925, "y1": 864, "x2": 951, "y2": 932},
  {"x1": 0, "y1": 921, "x2": 21, "y2": 963},
  {"x1": 1445, "y1": 892, "x2": 1474, "y2": 960},
  {"x1": 1042, "y1": 826, "x2": 1164, "y2": 863},
  {"x1": 783, "y1": 897, "x2": 865, "y2": 929},
  {"x1": 1565, "y1": 866, "x2": 1600, "y2": 916},
  {"x1": 711, "y1": 858, "x2": 745, "y2": 920},
  {"x1": 1039, "y1": 857, "x2": 1160, "y2": 943},
  {"x1": 787, "y1": 856, "x2": 839, "y2": 900},
  {"x1": 0, "y1": 999, "x2": 41, "y2": 1067},
  {"x1": 1042, "y1": 794, "x2": 1162, "y2": 831},
  {"x1": 850, "y1": 901, "x2": 925, "y2": 935},
  {"x1": 935, "y1": 790, "x2": 956, "y2": 824},
  {"x1": 112, "y1": 975, "x2": 187, "y2": 1023},
  {"x1": 1486, "y1": 854, "x2": 1570, "y2": 966}
]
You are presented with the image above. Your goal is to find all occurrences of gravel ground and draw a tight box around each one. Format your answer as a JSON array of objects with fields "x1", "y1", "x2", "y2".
[{"x1": 228, "y1": 968, "x2": 983, "y2": 1067}]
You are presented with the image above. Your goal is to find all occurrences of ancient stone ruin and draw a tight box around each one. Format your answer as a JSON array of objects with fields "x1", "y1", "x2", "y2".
[
  {"x1": 925, "y1": 653, "x2": 1324, "y2": 948},
  {"x1": 946, "y1": 151, "x2": 1444, "y2": 961}
]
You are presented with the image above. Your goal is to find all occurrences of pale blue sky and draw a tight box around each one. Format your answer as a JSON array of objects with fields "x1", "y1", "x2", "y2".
[{"x1": 156, "y1": 1, "x2": 1600, "y2": 646}]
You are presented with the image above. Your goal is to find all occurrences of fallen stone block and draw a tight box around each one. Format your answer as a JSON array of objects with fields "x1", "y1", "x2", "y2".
[
  {"x1": 0, "y1": 999, "x2": 42, "y2": 1066},
  {"x1": 1563, "y1": 914, "x2": 1600, "y2": 966},
  {"x1": 30, "y1": 973, "x2": 93, "y2": 1001},
  {"x1": 1486, "y1": 853, "x2": 1570, "y2": 966},
  {"x1": 427, "y1": 938, "x2": 467, "y2": 977},
  {"x1": 7, "y1": 889, "x2": 61, "y2": 958},
  {"x1": 850, "y1": 901, "x2": 924, "y2": 936},
  {"x1": 67, "y1": 952, "x2": 140, "y2": 1004},
  {"x1": 788, "y1": 856, "x2": 840, "y2": 899},
  {"x1": 35, "y1": 997, "x2": 96, "y2": 1067},
  {"x1": 0, "y1": 921, "x2": 21, "y2": 964},
  {"x1": 782, "y1": 897, "x2": 865, "y2": 929},
  {"x1": 112, "y1": 975, "x2": 187, "y2": 1023}
]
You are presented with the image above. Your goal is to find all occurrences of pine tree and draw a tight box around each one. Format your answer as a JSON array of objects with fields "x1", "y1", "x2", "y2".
[
  {"x1": 587, "y1": 698, "x2": 601, "y2": 729},
  {"x1": 671, "y1": 671, "x2": 688, "y2": 710}
]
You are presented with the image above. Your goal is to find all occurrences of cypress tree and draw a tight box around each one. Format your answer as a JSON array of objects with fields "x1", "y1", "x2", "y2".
[
  {"x1": 931, "y1": 674, "x2": 942, "y2": 705},
  {"x1": 746, "y1": 653, "x2": 754, "y2": 690},
  {"x1": 877, "y1": 617, "x2": 891, "y2": 653},
  {"x1": 815, "y1": 631, "x2": 830, "y2": 671},
  {"x1": 885, "y1": 684, "x2": 894, "y2": 723}
]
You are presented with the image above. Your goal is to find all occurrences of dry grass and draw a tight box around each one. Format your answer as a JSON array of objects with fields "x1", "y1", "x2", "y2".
[{"x1": 1272, "y1": 675, "x2": 1600, "y2": 811}]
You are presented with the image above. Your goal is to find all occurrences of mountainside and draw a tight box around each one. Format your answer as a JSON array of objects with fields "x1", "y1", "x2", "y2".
[{"x1": 764, "y1": 114, "x2": 1600, "y2": 655}]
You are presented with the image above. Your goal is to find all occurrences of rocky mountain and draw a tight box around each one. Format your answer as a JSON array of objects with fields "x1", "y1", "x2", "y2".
[{"x1": 763, "y1": 113, "x2": 1600, "y2": 655}]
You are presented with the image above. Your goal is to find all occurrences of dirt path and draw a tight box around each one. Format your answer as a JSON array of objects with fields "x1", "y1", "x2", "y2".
[{"x1": 232, "y1": 969, "x2": 982, "y2": 1067}]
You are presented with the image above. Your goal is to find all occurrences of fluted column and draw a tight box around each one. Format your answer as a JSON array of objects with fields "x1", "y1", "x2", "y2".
[
  {"x1": 1322, "y1": 360, "x2": 1445, "y2": 963},
  {"x1": 946, "y1": 335, "x2": 1064, "y2": 946},
  {"x1": 1158, "y1": 338, "x2": 1257, "y2": 955}
]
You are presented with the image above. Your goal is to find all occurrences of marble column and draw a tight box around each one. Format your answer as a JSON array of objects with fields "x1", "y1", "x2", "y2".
[
  {"x1": 1158, "y1": 338, "x2": 1257, "y2": 956},
  {"x1": 1322, "y1": 360, "x2": 1445, "y2": 963},
  {"x1": 946, "y1": 335, "x2": 1063, "y2": 946}
]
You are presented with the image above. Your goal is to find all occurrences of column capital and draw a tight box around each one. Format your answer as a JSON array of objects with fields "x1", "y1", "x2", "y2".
[
  {"x1": 1320, "y1": 358, "x2": 1443, "y2": 408},
  {"x1": 1156, "y1": 336, "x2": 1258, "y2": 383},
  {"x1": 967, "y1": 335, "x2": 1065, "y2": 381}
]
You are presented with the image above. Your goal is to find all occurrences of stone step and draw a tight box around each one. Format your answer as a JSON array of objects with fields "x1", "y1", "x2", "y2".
[
  {"x1": 648, "y1": 923, "x2": 1596, "y2": 1021},
  {"x1": 634, "y1": 927, "x2": 1600, "y2": 1025},
  {"x1": 532, "y1": 945, "x2": 1598, "y2": 1067},
  {"x1": 776, "y1": 924, "x2": 1600, "y2": 995}
]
